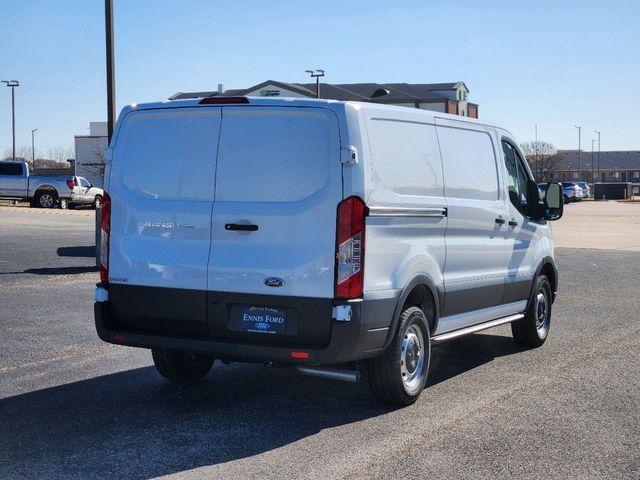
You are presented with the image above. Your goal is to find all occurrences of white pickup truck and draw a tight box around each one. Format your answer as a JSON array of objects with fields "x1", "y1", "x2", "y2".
[{"x1": 0, "y1": 161, "x2": 74, "y2": 208}]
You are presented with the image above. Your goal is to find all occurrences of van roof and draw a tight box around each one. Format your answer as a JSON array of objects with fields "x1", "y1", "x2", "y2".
[{"x1": 122, "y1": 96, "x2": 503, "y2": 132}]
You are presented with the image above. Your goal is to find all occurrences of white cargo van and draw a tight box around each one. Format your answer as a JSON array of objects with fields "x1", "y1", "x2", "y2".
[{"x1": 95, "y1": 96, "x2": 563, "y2": 406}]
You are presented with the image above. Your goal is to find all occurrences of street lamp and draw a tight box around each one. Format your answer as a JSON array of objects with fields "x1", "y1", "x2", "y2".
[
  {"x1": 591, "y1": 139, "x2": 596, "y2": 183},
  {"x1": 31, "y1": 128, "x2": 38, "y2": 164},
  {"x1": 573, "y1": 125, "x2": 581, "y2": 179},
  {"x1": 305, "y1": 69, "x2": 325, "y2": 99},
  {"x1": 594, "y1": 130, "x2": 601, "y2": 182},
  {"x1": 2, "y1": 80, "x2": 20, "y2": 161},
  {"x1": 105, "y1": 0, "x2": 116, "y2": 143}
]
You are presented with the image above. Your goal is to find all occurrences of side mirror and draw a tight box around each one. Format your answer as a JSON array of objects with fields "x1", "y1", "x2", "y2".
[{"x1": 543, "y1": 182, "x2": 563, "y2": 221}]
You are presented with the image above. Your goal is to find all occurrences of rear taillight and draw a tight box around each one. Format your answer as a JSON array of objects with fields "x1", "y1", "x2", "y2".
[
  {"x1": 99, "y1": 192, "x2": 111, "y2": 283},
  {"x1": 66, "y1": 179, "x2": 76, "y2": 189},
  {"x1": 335, "y1": 196, "x2": 366, "y2": 299}
]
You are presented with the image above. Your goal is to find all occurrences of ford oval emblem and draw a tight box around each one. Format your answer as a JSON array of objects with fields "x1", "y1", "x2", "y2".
[
  {"x1": 264, "y1": 277, "x2": 285, "y2": 288},
  {"x1": 255, "y1": 322, "x2": 270, "y2": 330}
]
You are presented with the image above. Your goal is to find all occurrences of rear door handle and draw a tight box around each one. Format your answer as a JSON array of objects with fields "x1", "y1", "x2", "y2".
[
  {"x1": 225, "y1": 223, "x2": 258, "y2": 231},
  {"x1": 508, "y1": 220, "x2": 518, "y2": 227},
  {"x1": 495, "y1": 217, "x2": 505, "y2": 225}
]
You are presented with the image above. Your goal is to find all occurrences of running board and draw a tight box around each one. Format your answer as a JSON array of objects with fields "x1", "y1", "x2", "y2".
[
  {"x1": 296, "y1": 366, "x2": 360, "y2": 383},
  {"x1": 431, "y1": 313, "x2": 524, "y2": 344}
]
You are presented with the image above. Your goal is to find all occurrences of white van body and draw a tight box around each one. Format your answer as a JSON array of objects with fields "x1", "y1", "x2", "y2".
[{"x1": 95, "y1": 96, "x2": 560, "y2": 405}]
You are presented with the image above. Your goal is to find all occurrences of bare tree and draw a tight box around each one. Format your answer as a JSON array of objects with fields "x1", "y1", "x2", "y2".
[
  {"x1": 520, "y1": 141, "x2": 558, "y2": 182},
  {"x1": 46, "y1": 146, "x2": 74, "y2": 166}
]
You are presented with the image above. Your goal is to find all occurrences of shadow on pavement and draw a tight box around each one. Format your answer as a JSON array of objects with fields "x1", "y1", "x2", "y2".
[
  {"x1": 56, "y1": 246, "x2": 96, "y2": 258},
  {"x1": 0, "y1": 266, "x2": 97, "y2": 276},
  {"x1": 429, "y1": 332, "x2": 523, "y2": 386},
  {"x1": 0, "y1": 333, "x2": 519, "y2": 479}
]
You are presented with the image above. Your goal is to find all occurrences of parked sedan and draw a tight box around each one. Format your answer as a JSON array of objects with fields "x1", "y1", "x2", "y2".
[
  {"x1": 561, "y1": 182, "x2": 584, "y2": 203},
  {"x1": 578, "y1": 182, "x2": 591, "y2": 198},
  {"x1": 59, "y1": 176, "x2": 104, "y2": 209}
]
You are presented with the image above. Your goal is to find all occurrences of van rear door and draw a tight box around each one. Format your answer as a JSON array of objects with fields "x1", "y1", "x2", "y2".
[
  {"x1": 107, "y1": 107, "x2": 222, "y2": 336},
  {"x1": 207, "y1": 106, "x2": 342, "y2": 343}
]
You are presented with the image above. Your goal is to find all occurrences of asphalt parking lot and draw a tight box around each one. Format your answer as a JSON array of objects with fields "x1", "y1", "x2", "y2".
[{"x1": 0, "y1": 202, "x2": 639, "y2": 479}]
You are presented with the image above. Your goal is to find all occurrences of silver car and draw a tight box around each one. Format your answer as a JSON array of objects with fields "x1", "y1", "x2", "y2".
[{"x1": 60, "y1": 176, "x2": 104, "y2": 209}]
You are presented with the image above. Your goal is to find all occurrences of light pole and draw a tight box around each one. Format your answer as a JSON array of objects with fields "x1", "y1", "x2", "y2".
[
  {"x1": 31, "y1": 128, "x2": 37, "y2": 164},
  {"x1": 573, "y1": 125, "x2": 581, "y2": 179},
  {"x1": 105, "y1": 0, "x2": 116, "y2": 143},
  {"x1": 2, "y1": 80, "x2": 20, "y2": 160},
  {"x1": 591, "y1": 139, "x2": 596, "y2": 183},
  {"x1": 305, "y1": 69, "x2": 325, "y2": 98},
  {"x1": 594, "y1": 130, "x2": 601, "y2": 182}
]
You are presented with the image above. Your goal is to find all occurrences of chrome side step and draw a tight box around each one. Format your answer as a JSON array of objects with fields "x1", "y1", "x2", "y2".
[
  {"x1": 296, "y1": 366, "x2": 360, "y2": 383},
  {"x1": 431, "y1": 313, "x2": 524, "y2": 344}
]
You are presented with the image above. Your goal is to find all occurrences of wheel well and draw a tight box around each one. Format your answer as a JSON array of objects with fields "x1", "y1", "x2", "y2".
[
  {"x1": 35, "y1": 187, "x2": 57, "y2": 197},
  {"x1": 403, "y1": 284, "x2": 437, "y2": 333},
  {"x1": 540, "y1": 263, "x2": 557, "y2": 300}
]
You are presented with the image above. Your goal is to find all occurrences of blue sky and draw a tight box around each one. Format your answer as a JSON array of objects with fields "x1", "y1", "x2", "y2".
[{"x1": 1, "y1": 0, "x2": 638, "y2": 155}]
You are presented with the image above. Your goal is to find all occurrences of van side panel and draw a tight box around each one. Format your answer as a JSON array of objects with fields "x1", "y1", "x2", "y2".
[
  {"x1": 361, "y1": 107, "x2": 447, "y2": 330},
  {"x1": 435, "y1": 121, "x2": 508, "y2": 333}
]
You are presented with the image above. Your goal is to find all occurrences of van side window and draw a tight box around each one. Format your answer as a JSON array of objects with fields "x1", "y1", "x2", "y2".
[
  {"x1": 367, "y1": 119, "x2": 443, "y2": 198},
  {"x1": 502, "y1": 141, "x2": 530, "y2": 216},
  {"x1": 437, "y1": 126, "x2": 499, "y2": 201}
]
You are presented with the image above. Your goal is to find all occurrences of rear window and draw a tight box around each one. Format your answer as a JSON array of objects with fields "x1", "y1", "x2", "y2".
[
  {"x1": 215, "y1": 108, "x2": 339, "y2": 203},
  {"x1": 116, "y1": 109, "x2": 222, "y2": 201},
  {"x1": 0, "y1": 163, "x2": 23, "y2": 175}
]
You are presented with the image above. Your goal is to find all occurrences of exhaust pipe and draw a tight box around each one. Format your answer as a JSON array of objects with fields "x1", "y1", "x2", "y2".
[{"x1": 296, "y1": 365, "x2": 360, "y2": 383}]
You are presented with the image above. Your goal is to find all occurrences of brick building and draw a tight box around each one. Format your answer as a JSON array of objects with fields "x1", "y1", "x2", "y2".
[
  {"x1": 544, "y1": 150, "x2": 640, "y2": 183},
  {"x1": 171, "y1": 80, "x2": 478, "y2": 118}
]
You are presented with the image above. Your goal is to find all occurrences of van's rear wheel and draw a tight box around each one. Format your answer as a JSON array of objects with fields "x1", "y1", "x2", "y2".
[
  {"x1": 151, "y1": 349, "x2": 214, "y2": 383},
  {"x1": 368, "y1": 306, "x2": 430, "y2": 406},
  {"x1": 511, "y1": 275, "x2": 552, "y2": 348}
]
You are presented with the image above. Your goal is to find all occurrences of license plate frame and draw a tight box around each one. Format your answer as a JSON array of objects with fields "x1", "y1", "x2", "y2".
[{"x1": 228, "y1": 305, "x2": 287, "y2": 335}]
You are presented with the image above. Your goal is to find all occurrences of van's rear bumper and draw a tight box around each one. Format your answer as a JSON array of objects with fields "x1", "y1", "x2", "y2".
[{"x1": 94, "y1": 291, "x2": 397, "y2": 365}]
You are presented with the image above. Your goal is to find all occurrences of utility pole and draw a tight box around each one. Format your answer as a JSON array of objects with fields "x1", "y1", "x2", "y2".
[
  {"x1": 591, "y1": 139, "x2": 596, "y2": 183},
  {"x1": 2, "y1": 80, "x2": 20, "y2": 160},
  {"x1": 305, "y1": 69, "x2": 325, "y2": 98},
  {"x1": 535, "y1": 124, "x2": 541, "y2": 179},
  {"x1": 105, "y1": 0, "x2": 116, "y2": 143},
  {"x1": 594, "y1": 130, "x2": 601, "y2": 182},
  {"x1": 31, "y1": 128, "x2": 37, "y2": 164},
  {"x1": 573, "y1": 125, "x2": 581, "y2": 179}
]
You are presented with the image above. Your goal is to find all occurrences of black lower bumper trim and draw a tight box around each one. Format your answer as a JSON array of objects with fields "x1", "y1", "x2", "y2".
[{"x1": 95, "y1": 298, "x2": 391, "y2": 365}]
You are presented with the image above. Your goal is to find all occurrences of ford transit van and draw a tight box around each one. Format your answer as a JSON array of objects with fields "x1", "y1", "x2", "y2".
[{"x1": 94, "y1": 96, "x2": 563, "y2": 406}]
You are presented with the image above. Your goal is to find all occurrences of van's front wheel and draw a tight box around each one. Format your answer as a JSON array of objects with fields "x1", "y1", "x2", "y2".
[
  {"x1": 511, "y1": 275, "x2": 552, "y2": 348},
  {"x1": 151, "y1": 349, "x2": 214, "y2": 383},
  {"x1": 368, "y1": 306, "x2": 431, "y2": 406}
]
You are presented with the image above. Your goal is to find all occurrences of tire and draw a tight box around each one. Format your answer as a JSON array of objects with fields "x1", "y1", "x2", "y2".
[
  {"x1": 152, "y1": 348, "x2": 214, "y2": 383},
  {"x1": 563, "y1": 195, "x2": 570, "y2": 204},
  {"x1": 35, "y1": 190, "x2": 57, "y2": 209},
  {"x1": 93, "y1": 195, "x2": 102, "y2": 209},
  {"x1": 59, "y1": 198, "x2": 69, "y2": 210},
  {"x1": 368, "y1": 306, "x2": 431, "y2": 406},
  {"x1": 511, "y1": 275, "x2": 552, "y2": 348}
]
